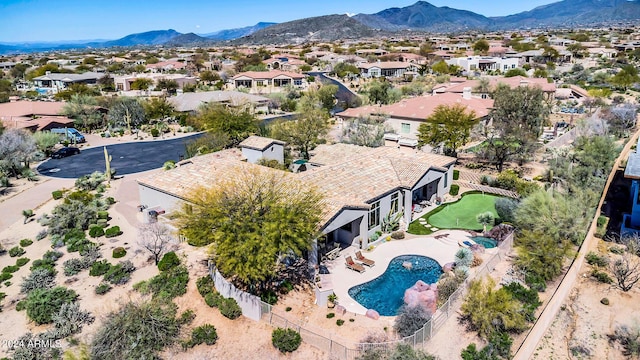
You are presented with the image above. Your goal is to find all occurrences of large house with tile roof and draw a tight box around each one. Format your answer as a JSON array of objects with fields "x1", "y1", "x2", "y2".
[
  {"x1": 358, "y1": 61, "x2": 419, "y2": 79},
  {"x1": 136, "y1": 138, "x2": 455, "y2": 265},
  {"x1": 231, "y1": 70, "x2": 306, "y2": 94},
  {"x1": 0, "y1": 100, "x2": 74, "y2": 131},
  {"x1": 32, "y1": 71, "x2": 102, "y2": 94}
]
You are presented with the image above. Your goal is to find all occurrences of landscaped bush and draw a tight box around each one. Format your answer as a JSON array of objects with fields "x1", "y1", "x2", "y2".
[
  {"x1": 272, "y1": 328, "x2": 302, "y2": 353},
  {"x1": 25, "y1": 286, "x2": 78, "y2": 324},
  {"x1": 21, "y1": 267, "x2": 57, "y2": 294},
  {"x1": 449, "y1": 184, "x2": 460, "y2": 196},
  {"x1": 144, "y1": 265, "x2": 189, "y2": 300},
  {"x1": 97, "y1": 211, "x2": 109, "y2": 220},
  {"x1": 189, "y1": 324, "x2": 218, "y2": 346},
  {"x1": 204, "y1": 292, "x2": 223, "y2": 308},
  {"x1": 75, "y1": 172, "x2": 106, "y2": 192},
  {"x1": 90, "y1": 260, "x2": 112, "y2": 277},
  {"x1": 150, "y1": 128, "x2": 160, "y2": 137},
  {"x1": 105, "y1": 197, "x2": 116, "y2": 205},
  {"x1": 46, "y1": 302, "x2": 95, "y2": 340},
  {"x1": 95, "y1": 283, "x2": 112, "y2": 295},
  {"x1": 525, "y1": 273, "x2": 547, "y2": 292},
  {"x1": 52, "y1": 190, "x2": 63, "y2": 200},
  {"x1": 390, "y1": 230, "x2": 405, "y2": 239},
  {"x1": 394, "y1": 305, "x2": 432, "y2": 337},
  {"x1": 455, "y1": 248, "x2": 474, "y2": 267},
  {"x1": 157, "y1": 251, "x2": 180, "y2": 271},
  {"x1": 112, "y1": 247, "x2": 126, "y2": 258},
  {"x1": 16, "y1": 300, "x2": 26, "y2": 311},
  {"x1": 0, "y1": 273, "x2": 12, "y2": 282},
  {"x1": 196, "y1": 275, "x2": 215, "y2": 297},
  {"x1": 16, "y1": 257, "x2": 30, "y2": 267},
  {"x1": 103, "y1": 260, "x2": 135, "y2": 285},
  {"x1": 336, "y1": 319, "x2": 345, "y2": 326},
  {"x1": 2, "y1": 265, "x2": 19, "y2": 273},
  {"x1": 591, "y1": 269, "x2": 613, "y2": 284},
  {"x1": 219, "y1": 298, "x2": 242, "y2": 319},
  {"x1": 595, "y1": 216, "x2": 609, "y2": 238},
  {"x1": 63, "y1": 257, "x2": 95, "y2": 276},
  {"x1": 35, "y1": 230, "x2": 48, "y2": 241},
  {"x1": 9, "y1": 246, "x2": 26, "y2": 257},
  {"x1": 89, "y1": 225, "x2": 105, "y2": 238},
  {"x1": 20, "y1": 239, "x2": 33, "y2": 247},
  {"x1": 326, "y1": 312, "x2": 335, "y2": 318},
  {"x1": 453, "y1": 170, "x2": 460, "y2": 180},
  {"x1": 502, "y1": 282, "x2": 541, "y2": 322},
  {"x1": 608, "y1": 323, "x2": 640, "y2": 357},
  {"x1": 495, "y1": 198, "x2": 519, "y2": 224},
  {"x1": 105, "y1": 226, "x2": 122, "y2": 238},
  {"x1": 586, "y1": 252, "x2": 609, "y2": 267}
]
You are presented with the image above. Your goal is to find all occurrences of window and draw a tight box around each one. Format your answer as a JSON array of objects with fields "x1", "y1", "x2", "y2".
[
  {"x1": 391, "y1": 193, "x2": 399, "y2": 214},
  {"x1": 294, "y1": 79, "x2": 302, "y2": 86},
  {"x1": 444, "y1": 173, "x2": 448, "y2": 188},
  {"x1": 511, "y1": 64, "x2": 516, "y2": 69},
  {"x1": 503, "y1": 65, "x2": 508, "y2": 70},
  {"x1": 401, "y1": 123, "x2": 410, "y2": 134},
  {"x1": 368, "y1": 201, "x2": 380, "y2": 230}
]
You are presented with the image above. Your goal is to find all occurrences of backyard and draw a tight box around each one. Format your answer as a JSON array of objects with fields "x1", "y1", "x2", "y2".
[{"x1": 408, "y1": 191, "x2": 502, "y2": 235}]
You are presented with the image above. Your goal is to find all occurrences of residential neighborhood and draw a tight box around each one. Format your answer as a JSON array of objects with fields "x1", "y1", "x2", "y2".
[{"x1": 1, "y1": 2, "x2": 640, "y2": 359}]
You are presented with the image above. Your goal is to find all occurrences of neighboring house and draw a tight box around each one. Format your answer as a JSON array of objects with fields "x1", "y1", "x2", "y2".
[
  {"x1": 136, "y1": 141, "x2": 455, "y2": 266},
  {"x1": 336, "y1": 91, "x2": 493, "y2": 139},
  {"x1": 113, "y1": 73, "x2": 197, "y2": 92},
  {"x1": 355, "y1": 49, "x2": 388, "y2": 57},
  {"x1": 0, "y1": 100, "x2": 73, "y2": 131},
  {"x1": 32, "y1": 71, "x2": 102, "y2": 94},
  {"x1": 622, "y1": 137, "x2": 640, "y2": 238},
  {"x1": 231, "y1": 70, "x2": 306, "y2": 94},
  {"x1": 0, "y1": 62, "x2": 16, "y2": 71},
  {"x1": 168, "y1": 91, "x2": 270, "y2": 114},
  {"x1": 587, "y1": 47, "x2": 618, "y2": 59},
  {"x1": 358, "y1": 61, "x2": 419, "y2": 78},
  {"x1": 446, "y1": 56, "x2": 519, "y2": 73},
  {"x1": 239, "y1": 135, "x2": 285, "y2": 164},
  {"x1": 146, "y1": 61, "x2": 187, "y2": 73},
  {"x1": 432, "y1": 76, "x2": 556, "y2": 100},
  {"x1": 263, "y1": 56, "x2": 307, "y2": 72}
]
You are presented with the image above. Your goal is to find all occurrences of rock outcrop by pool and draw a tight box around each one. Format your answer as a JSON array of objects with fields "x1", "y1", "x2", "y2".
[{"x1": 403, "y1": 280, "x2": 438, "y2": 314}]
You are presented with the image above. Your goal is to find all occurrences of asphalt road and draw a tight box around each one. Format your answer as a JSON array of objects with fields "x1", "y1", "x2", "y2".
[{"x1": 36, "y1": 133, "x2": 202, "y2": 179}]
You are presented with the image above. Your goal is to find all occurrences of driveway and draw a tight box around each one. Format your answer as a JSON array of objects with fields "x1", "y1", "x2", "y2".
[{"x1": 36, "y1": 133, "x2": 202, "y2": 179}]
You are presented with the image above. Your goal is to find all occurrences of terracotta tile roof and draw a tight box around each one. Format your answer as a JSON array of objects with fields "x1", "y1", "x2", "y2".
[
  {"x1": 0, "y1": 101, "x2": 65, "y2": 118},
  {"x1": 239, "y1": 135, "x2": 285, "y2": 151},
  {"x1": 358, "y1": 61, "x2": 414, "y2": 70},
  {"x1": 232, "y1": 70, "x2": 304, "y2": 80},
  {"x1": 336, "y1": 93, "x2": 494, "y2": 121}
]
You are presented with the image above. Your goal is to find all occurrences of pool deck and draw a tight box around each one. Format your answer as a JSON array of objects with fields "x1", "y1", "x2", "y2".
[{"x1": 320, "y1": 230, "x2": 474, "y2": 315}]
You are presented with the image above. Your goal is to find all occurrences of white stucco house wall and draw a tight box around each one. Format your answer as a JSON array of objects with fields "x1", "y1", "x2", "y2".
[{"x1": 239, "y1": 135, "x2": 285, "y2": 164}]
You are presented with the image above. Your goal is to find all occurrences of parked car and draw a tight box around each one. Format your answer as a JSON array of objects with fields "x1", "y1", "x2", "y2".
[
  {"x1": 51, "y1": 147, "x2": 80, "y2": 159},
  {"x1": 50, "y1": 128, "x2": 86, "y2": 143}
]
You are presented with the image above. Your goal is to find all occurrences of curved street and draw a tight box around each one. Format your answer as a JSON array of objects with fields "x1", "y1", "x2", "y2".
[{"x1": 36, "y1": 133, "x2": 202, "y2": 179}]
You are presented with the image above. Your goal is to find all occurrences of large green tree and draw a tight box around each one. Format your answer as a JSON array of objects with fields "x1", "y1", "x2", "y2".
[
  {"x1": 417, "y1": 104, "x2": 478, "y2": 156},
  {"x1": 610, "y1": 64, "x2": 640, "y2": 90},
  {"x1": 143, "y1": 97, "x2": 175, "y2": 122},
  {"x1": 473, "y1": 39, "x2": 490, "y2": 54},
  {"x1": 176, "y1": 168, "x2": 323, "y2": 290},
  {"x1": 192, "y1": 103, "x2": 258, "y2": 146},
  {"x1": 107, "y1": 97, "x2": 146, "y2": 133},
  {"x1": 62, "y1": 94, "x2": 104, "y2": 131}
]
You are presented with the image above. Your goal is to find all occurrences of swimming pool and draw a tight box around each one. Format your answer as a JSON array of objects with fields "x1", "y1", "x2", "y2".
[
  {"x1": 471, "y1": 236, "x2": 498, "y2": 249},
  {"x1": 347, "y1": 255, "x2": 442, "y2": 316}
]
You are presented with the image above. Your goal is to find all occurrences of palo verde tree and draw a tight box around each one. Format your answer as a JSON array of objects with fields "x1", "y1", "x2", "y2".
[
  {"x1": 191, "y1": 103, "x2": 259, "y2": 146},
  {"x1": 417, "y1": 104, "x2": 478, "y2": 156},
  {"x1": 61, "y1": 94, "x2": 104, "y2": 131},
  {"x1": 176, "y1": 167, "x2": 323, "y2": 292}
]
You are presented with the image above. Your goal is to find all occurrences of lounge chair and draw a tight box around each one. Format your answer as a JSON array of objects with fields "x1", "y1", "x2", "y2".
[
  {"x1": 355, "y1": 251, "x2": 375, "y2": 267},
  {"x1": 345, "y1": 256, "x2": 366, "y2": 273}
]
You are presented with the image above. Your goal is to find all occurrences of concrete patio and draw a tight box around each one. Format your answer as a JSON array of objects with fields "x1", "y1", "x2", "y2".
[{"x1": 318, "y1": 230, "x2": 474, "y2": 315}]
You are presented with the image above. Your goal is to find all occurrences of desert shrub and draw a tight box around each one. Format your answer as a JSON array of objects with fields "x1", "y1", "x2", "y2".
[
  {"x1": 219, "y1": 298, "x2": 242, "y2": 319},
  {"x1": 90, "y1": 299, "x2": 181, "y2": 360},
  {"x1": 97, "y1": 211, "x2": 109, "y2": 220},
  {"x1": 157, "y1": 251, "x2": 180, "y2": 271},
  {"x1": 75, "y1": 172, "x2": 106, "y2": 192},
  {"x1": 179, "y1": 309, "x2": 196, "y2": 325},
  {"x1": 461, "y1": 331, "x2": 513, "y2": 360},
  {"x1": 394, "y1": 305, "x2": 432, "y2": 337},
  {"x1": 63, "y1": 257, "x2": 94, "y2": 276},
  {"x1": 105, "y1": 197, "x2": 116, "y2": 205},
  {"x1": 196, "y1": 275, "x2": 215, "y2": 297},
  {"x1": 326, "y1": 312, "x2": 335, "y2": 318},
  {"x1": 437, "y1": 272, "x2": 467, "y2": 305},
  {"x1": 103, "y1": 260, "x2": 135, "y2": 285},
  {"x1": 0, "y1": 273, "x2": 12, "y2": 282},
  {"x1": 90, "y1": 260, "x2": 112, "y2": 277},
  {"x1": 204, "y1": 291, "x2": 223, "y2": 308},
  {"x1": 16, "y1": 300, "x2": 26, "y2": 311},
  {"x1": 189, "y1": 324, "x2": 218, "y2": 346},
  {"x1": 95, "y1": 283, "x2": 112, "y2": 295},
  {"x1": 391, "y1": 230, "x2": 405, "y2": 239},
  {"x1": 21, "y1": 267, "x2": 57, "y2": 294},
  {"x1": 20, "y1": 239, "x2": 33, "y2": 247},
  {"x1": 9, "y1": 246, "x2": 25, "y2": 257},
  {"x1": 455, "y1": 248, "x2": 474, "y2": 267},
  {"x1": 36, "y1": 230, "x2": 48, "y2": 241},
  {"x1": 503, "y1": 282, "x2": 541, "y2": 321},
  {"x1": 16, "y1": 257, "x2": 30, "y2": 267},
  {"x1": 2, "y1": 265, "x2": 19, "y2": 273},
  {"x1": 112, "y1": 247, "x2": 126, "y2": 258},
  {"x1": 597, "y1": 215, "x2": 608, "y2": 227},
  {"x1": 610, "y1": 246, "x2": 625, "y2": 254},
  {"x1": 272, "y1": 328, "x2": 301, "y2": 353},
  {"x1": 336, "y1": 319, "x2": 345, "y2": 326},
  {"x1": 25, "y1": 286, "x2": 78, "y2": 324},
  {"x1": 525, "y1": 273, "x2": 547, "y2": 292},
  {"x1": 608, "y1": 323, "x2": 640, "y2": 357},
  {"x1": 150, "y1": 128, "x2": 160, "y2": 137},
  {"x1": 52, "y1": 190, "x2": 63, "y2": 200},
  {"x1": 495, "y1": 198, "x2": 519, "y2": 223},
  {"x1": 47, "y1": 199, "x2": 97, "y2": 237},
  {"x1": 89, "y1": 225, "x2": 105, "y2": 238},
  {"x1": 591, "y1": 269, "x2": 613, "y2": 284},
  {"x1": 453, "y1": 170, "x2": 460, "y2": 180},
  {"x1": 46, "y1": 302, "x2": 95, "y2": 340},
  {"x1": 449, "y1": 184, "x2": 460, "y2": 196},
  {"x1": 471, "y1": 254, "x2": 483, "y2": 267},
  {"x1": 586, "y1": 252, "x2": 609, "y2": 267},
  {"x1": 105, "y1": 226, "x2": 122, "y2": 238},
  {"x1": 145, "y1": 265, "x2": 189, "y2": 300}
]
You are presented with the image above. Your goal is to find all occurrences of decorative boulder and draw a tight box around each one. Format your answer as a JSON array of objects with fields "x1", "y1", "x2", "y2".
[
  {"x1": 443, "y1": 262, "x2": 455, "y2": 273},
  {"x1": 335, "y1": 304, "x2": 347, "y2": 316},
  {"x1": 403, "y1": 280, "x2": 438, "y2": 314},
  {"x1": 366, "y1": 309, "x2": 380, "y2": 320}
]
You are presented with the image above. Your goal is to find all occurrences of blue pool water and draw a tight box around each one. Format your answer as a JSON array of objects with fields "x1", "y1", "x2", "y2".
[
  {"x1": 348, "y1": 255, "x2": 442, "y2": 316},
  {"x1": 471, "y1": 236, "x2": 498, "y2": 249}
]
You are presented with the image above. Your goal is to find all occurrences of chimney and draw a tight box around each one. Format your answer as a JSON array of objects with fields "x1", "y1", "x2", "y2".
[{"x1": 462, "y1": 87, "x2": 472, "y2": 100}]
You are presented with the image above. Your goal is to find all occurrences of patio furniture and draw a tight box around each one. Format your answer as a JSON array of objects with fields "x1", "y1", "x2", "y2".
[
  {"x1": 345, "y1": 256, "x2": 365, "y2": 273},
  {"x1": 355, "y1": 251, "x2": 375, "y2": 267},
  {"x1": 322, "y1": 247, "x2": 341, "y2": 262}
]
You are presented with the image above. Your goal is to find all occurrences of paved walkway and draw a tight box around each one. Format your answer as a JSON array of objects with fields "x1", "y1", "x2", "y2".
[{"x1": 454, "y1": 180, "x2": 520, "y2": 198}]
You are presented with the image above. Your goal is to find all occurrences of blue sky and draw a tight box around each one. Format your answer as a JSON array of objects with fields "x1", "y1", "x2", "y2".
[{"x1": 0, "y1": 0, "x2": 557, "y2": 43}]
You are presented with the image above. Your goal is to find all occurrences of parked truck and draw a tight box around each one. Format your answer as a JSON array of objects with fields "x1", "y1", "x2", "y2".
[{"x1": 50, "y1": 128, "x2": 86, "y2": 143}]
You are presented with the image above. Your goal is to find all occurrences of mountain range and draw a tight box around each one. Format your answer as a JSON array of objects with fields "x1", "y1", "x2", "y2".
[{"x1": 1, "y1": 0, "x2": 640, "y2": 54}]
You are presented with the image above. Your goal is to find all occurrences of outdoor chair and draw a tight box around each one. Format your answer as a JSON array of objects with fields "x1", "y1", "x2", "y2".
[
  {"x1": 345, "y1": 256, "x2": 365, "y2": 273},
  {"x1": 355, "y1": 251, "x2": 375, "y2": 267}
]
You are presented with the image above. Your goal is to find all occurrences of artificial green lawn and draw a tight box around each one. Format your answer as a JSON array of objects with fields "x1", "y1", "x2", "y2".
[{"x1": 408, "y1": 192, "x2": 502, "y2": 235}]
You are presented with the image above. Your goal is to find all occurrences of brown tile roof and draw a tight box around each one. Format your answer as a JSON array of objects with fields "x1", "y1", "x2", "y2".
[
  {"x1": 239, "y1": 135, "x2": 285, "y2": 151},
  {"x1": 0, "y1": 100, "x2": 65, "y2": 117},
  {"x1": 336, "y1": 93, "x2": 493, "y2": 121}
]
